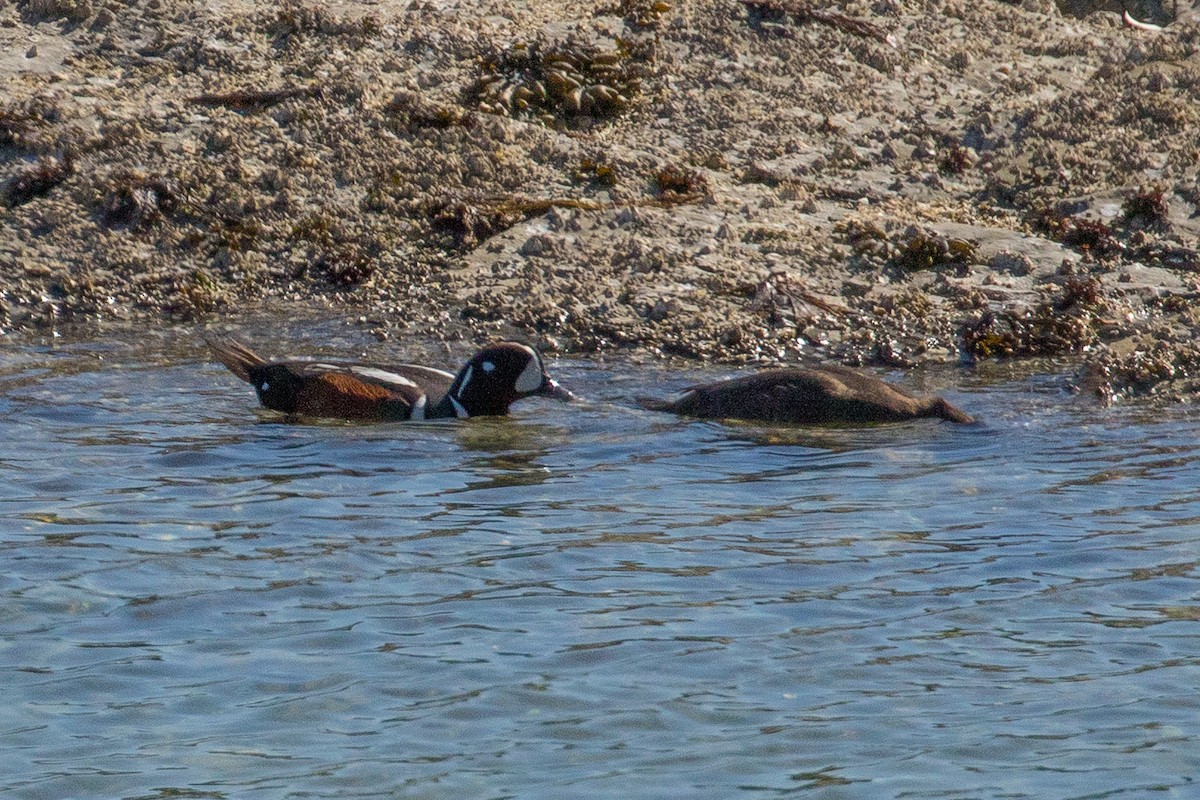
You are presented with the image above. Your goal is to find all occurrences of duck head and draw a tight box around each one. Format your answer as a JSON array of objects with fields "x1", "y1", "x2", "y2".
[{"x1": 444, "y1": 342, "x2": 576, "y2": 417}]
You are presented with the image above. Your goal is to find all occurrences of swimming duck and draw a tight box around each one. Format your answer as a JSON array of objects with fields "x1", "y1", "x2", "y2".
[
  {"x1": 207, "y1": 336, "x2": 575, "y2": 421},
  {"x1": 638, "y1": 364, "x2": 975, "y2": 425}
]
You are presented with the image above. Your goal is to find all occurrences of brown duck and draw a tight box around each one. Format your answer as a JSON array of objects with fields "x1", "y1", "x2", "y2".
[{"x1": 638, "y1": 364, "x2": 975, "y2": 425}]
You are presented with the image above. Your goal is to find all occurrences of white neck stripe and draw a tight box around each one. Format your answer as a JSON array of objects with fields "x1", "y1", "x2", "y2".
[
  {"x1": 449, "y1": 395, "x2": 469, "y2": 418},
  {"x1": 410, "y1": 394, "x2": 427, "y2": 421}
]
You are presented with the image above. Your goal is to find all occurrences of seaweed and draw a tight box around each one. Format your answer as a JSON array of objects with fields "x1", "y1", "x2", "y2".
[
  {"x1": 383, "y1": 92, "x2": 476, "y2": 130},
  {"x1": 739, "y1": 0, "x2": 896, "y2": 47},
  {"x1": 187, "y1": 86, "x2": 320, "y2": 111},
  {"x1": 1123, "y1": 186, "x2": 1170, "y2": 230},
  {"x1": 574, "y1": 158, "x2": 618, "y2": 189},
  {"x1": 1032, "y1": 208, "x2": 1123, "y2": 257},
  {"x1": 429, "y1": 195, "x2": 603, "y2": 248},
  {"x1": 651, "y1": 165, "x2": 709, "y2": 203},
  {"x1": 938, "y1": 143, "x2": 973, "y2": 176},
  {"x1": 3, "y1": 156, "x2": 73, "y2": 207}
]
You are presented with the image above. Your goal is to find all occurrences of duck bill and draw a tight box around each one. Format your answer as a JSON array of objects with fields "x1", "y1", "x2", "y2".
[{"x1": 539, "y1": 378, "x2": 578, "y2": 402}]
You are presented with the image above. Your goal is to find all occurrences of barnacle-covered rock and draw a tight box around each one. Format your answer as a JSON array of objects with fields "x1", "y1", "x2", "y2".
[
  {"x1": 468, "y1": 38, "x2": 645, "y2": 128},
  {"x1": 99, "y1": 172, "x2": 181, "y2": 229},
  {"x1": 960, "y1": 276, "x2": 1109, "y2": 359},
  {"x1": 891, "y1": 226, "x2": 978, "y2": 274}
]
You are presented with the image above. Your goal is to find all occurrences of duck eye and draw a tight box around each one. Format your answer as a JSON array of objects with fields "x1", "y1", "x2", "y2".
[{"x1": 481, "y1": 360, "x2": 496, "y2": 374}]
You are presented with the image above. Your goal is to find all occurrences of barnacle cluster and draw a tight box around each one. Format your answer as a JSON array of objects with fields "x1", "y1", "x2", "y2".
[
  {"x1": 960, "y1": 276, "x2": 1106, "y2": 358},
  {"x1": 429, "y1": 200, "x2": 523, "y2": 249},
  {"x1": 260, "y1": 2, "x2": 382, "y2": 47},
  {"x1": 1, "y1": 96, "x2": 63, "y2": 154},
  {"x1": 891, "y1": 227, "x2": 977, "y2": 273},
  {"x1": 19, "y1": 0, "x2": 93, "y2": 24},
  {"x1": 99, "y1": 172, "x2": 180, "y2": 229},
  {"x1": 1090, "y1": 345, "x2": 1177, "y2": 397},
  {"x1": 837, "y1": 222, "x2": 977, "y2": 272},
  {"x1": 601, "y1": 0, "x2": 672, "y2": 29},
  {"x1": 574, "y1": 157, "x2": 618, "y2": 189},
  {"x1": 316, "y1": 241, "x2": 378, "y2": 287},
  {"x1": 837, "y1": 218, "x2": 888, "y2": 259},
  {"x1": 468, "y1": 39, "x2": 644, "y2": 127},
  {"x1": 1077, "y1": 335, "x2": 1200, "y2": 403}
]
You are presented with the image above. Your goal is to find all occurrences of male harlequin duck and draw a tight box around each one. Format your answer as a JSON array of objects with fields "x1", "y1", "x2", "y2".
[
  {"x1": 207, "y1": 336, "x2": 576, "y2": 421},
  {"x1": 638, "y1": 364, "x2": 975, "y2": 425}
]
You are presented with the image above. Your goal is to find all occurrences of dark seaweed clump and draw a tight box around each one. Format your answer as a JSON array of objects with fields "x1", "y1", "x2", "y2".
[{"x1": 3, "y1": 156, "x2": 73, "y2": 208}]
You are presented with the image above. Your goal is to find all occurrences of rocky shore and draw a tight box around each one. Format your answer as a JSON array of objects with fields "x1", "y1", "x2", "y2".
[{"x1": 3, "y1": 0, "x2": 1200, "y2": 401}]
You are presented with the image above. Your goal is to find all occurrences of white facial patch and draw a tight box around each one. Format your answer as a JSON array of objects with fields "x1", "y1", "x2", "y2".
[
  {"x1": 457, "y1": 364, "x2": 474, "y2": 396},
  {"x1": 260, "y1": 381, "x2": 270, "y2": 392},
  {"x1": 481, "y1": 360, "x2": 496, "y2": 374},
  {"x1": 410, "y1": 394, "x2": 427, "y2": 421},
  {"x1": 515, "y1": 355, "x2": 543, "y2": 394},
  {"x1": 348, "y1": 366, "x2": 419, "y2": 389}
]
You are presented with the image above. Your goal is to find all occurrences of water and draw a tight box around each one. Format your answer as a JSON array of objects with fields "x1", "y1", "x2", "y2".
[{"x1": 3, "y1": 326, "x2": 1200, "y2": 799}]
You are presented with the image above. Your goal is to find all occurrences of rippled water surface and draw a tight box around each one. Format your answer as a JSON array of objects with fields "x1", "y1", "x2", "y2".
[{"x1": 3, "y1": 328, "x2": 1200, "y2": 799}]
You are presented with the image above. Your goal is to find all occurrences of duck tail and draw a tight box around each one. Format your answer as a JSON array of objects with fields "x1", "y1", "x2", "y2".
[
  {"x1": 205, "y1": 335, "x2": 265, "y2": 384},
  {"x1": 929, "y1": 397, "x2": 976, "y2": 424},
  {"x1": 635, "y1": 395, "x2": 674, "y2": 412}
]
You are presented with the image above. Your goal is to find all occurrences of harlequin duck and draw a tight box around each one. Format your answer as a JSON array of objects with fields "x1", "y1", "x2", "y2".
[
  {"x1": 207, "y1": 336, "x2": 576, "y2": 421},
  {"x1": 639, "y1": 364, "x2": 975, "y2": 425}
]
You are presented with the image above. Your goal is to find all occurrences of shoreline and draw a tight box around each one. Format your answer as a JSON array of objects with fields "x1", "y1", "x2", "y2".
[{"x1": 4, "y1": 0, "x2": 1199, "y2": 402}]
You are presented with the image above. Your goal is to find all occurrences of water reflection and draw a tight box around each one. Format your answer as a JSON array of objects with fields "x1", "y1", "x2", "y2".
[
  {"x1": 448, "y1": 419, "x2": 561, "y2": 494},
  {"x1": 1, "y1": 330, "x2": 1200, "y2": 799}
]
